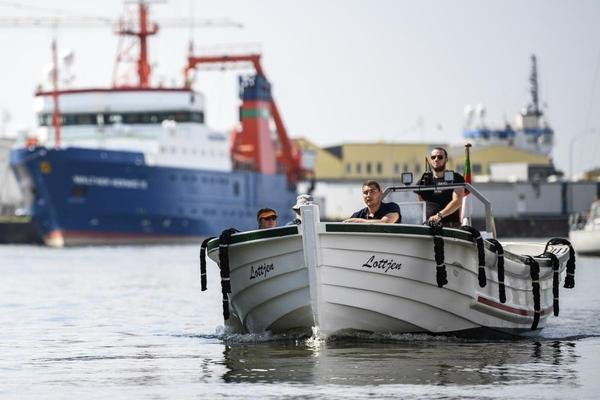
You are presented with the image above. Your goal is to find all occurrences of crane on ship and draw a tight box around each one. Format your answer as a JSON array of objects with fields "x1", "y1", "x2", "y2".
[
  {"x1": 183, "y1": 54, "x2": 304, "y2": 185},
  {"x1": 0, "y1": 1, "x2": 242, "y2": 88}
]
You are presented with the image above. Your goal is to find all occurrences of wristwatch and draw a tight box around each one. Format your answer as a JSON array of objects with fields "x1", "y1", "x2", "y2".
[{"x1": 437, "y1": 212, "x2": 443, "y2": 219}]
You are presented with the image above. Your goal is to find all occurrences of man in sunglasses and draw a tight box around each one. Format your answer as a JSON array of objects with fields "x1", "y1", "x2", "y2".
[
  {"x1": 344, "y1": 180, "x2": 401, "y2": 224},
  {"x1": 256, "y1": 208, "x2": 278, "y2": 229},
  {"x1": 416, "y1": 147, "x2": 465, "y2": 227}
]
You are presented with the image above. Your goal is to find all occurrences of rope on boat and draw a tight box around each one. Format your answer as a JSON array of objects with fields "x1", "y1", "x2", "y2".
[
  {"x1": 199, "y1": 236, "x2": 216, "y2": 291},
  {"x1": 218, "y1": 228, "x2": 239, "y2": 320},
  {"x1": 543, "y1": 238, "x2": 576, "y2": 289},
  {"x1": 429, "y1": 222, "x2": 448, "y2": 288},
  {"x1": 524, "y1": 256, "x2": 541, "y2": 330},
  {"x1": 459, "y1": 225, "x2": 487, "y2": 287},
  {"x1": 541, "y1": 251, "x2": 560, "y2": 317},
  {"x1": 487, "y1": 239, "x2": 506, "y2": 304}
]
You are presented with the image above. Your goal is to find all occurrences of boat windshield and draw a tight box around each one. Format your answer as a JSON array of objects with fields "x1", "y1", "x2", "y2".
[{"x1": 383, "y1": 182, "x2": 497, "y2": 239}]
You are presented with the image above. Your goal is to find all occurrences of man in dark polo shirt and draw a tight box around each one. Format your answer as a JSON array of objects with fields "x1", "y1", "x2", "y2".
[
  {"x1": 415, "y1": 147, "x2": 465, "y2": 227},
  {"x1": 344, "y1": 180, "x2": 401, "y2": 224}
]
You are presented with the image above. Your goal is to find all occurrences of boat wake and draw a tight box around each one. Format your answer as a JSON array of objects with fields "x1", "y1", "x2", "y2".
[{"x1": 170, "y1": 328, "x2": 600, "y2": 345}]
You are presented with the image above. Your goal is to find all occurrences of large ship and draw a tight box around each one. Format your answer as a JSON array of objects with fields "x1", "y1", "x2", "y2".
[
  {"x1": 462, "y1": 55, "x2": 554, "y2": 156},
  {"x1": 10, "y1": 2, "x2": 301, "y2": 246}
]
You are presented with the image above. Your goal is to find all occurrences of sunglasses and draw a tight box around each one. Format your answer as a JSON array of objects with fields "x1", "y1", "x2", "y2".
[
  {"x1": 430, "y1": 155, "x2": 445, "y2": 160},
  {"x1": 260, "y1": 216, "x2": 277, "y2": 221}
]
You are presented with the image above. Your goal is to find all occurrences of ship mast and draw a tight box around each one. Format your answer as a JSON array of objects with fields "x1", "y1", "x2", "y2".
[
  {"x1": 529, "y1": 54, "x2": 541, "y2": 116},
  {"x1": 113, "y1": 1, "x2": 158, "y2": 87},
  {"x1": 51, "y1": 38, "x2": 61, "y2": 148}
]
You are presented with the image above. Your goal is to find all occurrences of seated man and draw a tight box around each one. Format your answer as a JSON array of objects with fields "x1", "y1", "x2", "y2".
[
  {"x1": 344, "y1": 180, "x2": 401, "y2": 224},
  {"x1": 256, "y1": 208, "x2": 278, "y2": 229},
  {"x1": 415, "y1": 147, "x2": 465, "y2": 227}
]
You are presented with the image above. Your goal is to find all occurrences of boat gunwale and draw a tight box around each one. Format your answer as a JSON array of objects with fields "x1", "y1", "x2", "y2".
[
  {"x1": 207, "y1": 222, "x2": 564, "y2": 269},
  {"x1": 206, "y1": 225, "x2": 299, "y2": 252}
]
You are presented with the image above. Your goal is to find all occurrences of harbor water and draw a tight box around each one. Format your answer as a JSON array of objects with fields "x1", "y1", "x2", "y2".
[{"x1": 1, "y1": 244, "x2": 599, "y2": 399}]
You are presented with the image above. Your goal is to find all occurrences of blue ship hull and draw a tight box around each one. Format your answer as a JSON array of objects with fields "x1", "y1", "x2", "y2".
[{"x1": 10, "y1": 146, "x2": 296, "y2": 246}]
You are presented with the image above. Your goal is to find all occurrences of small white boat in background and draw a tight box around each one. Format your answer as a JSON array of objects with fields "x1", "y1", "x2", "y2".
[
  {"x1": 569, "y1": 200, "x2": 600, "y2": 256},
  {"x1": 203, "y1": 176, "x2": 577, "y2": 339}
]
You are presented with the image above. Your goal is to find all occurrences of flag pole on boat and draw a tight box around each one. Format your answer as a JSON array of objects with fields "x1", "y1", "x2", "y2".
[{"x1": 461, "y1": 143, "x2": 472, "y2": 225}]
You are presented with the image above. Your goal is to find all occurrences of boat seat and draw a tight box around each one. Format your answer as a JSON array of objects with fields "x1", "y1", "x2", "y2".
[{"x1": 500, "y1": 242, "x2": 547, "y2": 255}]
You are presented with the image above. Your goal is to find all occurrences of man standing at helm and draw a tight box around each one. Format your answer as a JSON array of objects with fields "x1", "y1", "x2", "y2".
[{"x1": 416, "y1": 147, "x2": 465, "y2": 228}]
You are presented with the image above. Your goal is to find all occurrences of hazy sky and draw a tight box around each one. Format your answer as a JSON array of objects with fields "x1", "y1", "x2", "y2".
[{"x1": 1, "y1": 0, "x2": 599, "y2": 177}]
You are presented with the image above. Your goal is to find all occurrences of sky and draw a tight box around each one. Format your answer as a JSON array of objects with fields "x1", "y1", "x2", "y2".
[{"x1": 0, "y1": 0, "x2": 599, "y2": 177}]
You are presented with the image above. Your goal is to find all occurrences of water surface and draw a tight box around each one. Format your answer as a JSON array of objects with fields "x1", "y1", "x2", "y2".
[{"x1": 1, "y1": 244, "x2": 599, "y2": 399}]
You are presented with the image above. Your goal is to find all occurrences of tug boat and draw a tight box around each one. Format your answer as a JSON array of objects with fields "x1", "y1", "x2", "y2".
[{"x1": 203, "y1": 175, "x2": 576, "y2": 338}]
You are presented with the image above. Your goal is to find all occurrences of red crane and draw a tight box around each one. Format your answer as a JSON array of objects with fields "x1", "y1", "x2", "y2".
[{"x1": 184, "y1": 54, "x2": 303, "y2": 185}]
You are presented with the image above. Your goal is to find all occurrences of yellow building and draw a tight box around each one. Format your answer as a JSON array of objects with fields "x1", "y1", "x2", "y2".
[
  {"x1": 294, "y1": 138, "x2": 553, "y2": 180},
  {"x1": 295, "y1": 138, "x2": 445, "y2": 180},
  {"x1": 294, "y1": 138, "x2": 345, "y2": 179}
]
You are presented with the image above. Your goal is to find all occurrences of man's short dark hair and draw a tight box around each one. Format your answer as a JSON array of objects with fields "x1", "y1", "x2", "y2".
[
  {"x1": 431, "y1": 146, "x2": 448, "y2": 158},
  {"x1": 362, "y1": 180, "x2": 381, "y2": 191}
]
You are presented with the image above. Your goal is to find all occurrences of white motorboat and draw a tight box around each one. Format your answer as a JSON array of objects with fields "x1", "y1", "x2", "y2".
[
  {"x1": 202, "y1": 176, "x2": 577, "y2": 338},
  {"x1": 569, "y1": 200, "x2": 600, "y2": 256}
]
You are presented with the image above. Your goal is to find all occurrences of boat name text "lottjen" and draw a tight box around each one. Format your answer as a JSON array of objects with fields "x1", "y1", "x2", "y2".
[
  {"x1": 362, "y1": 255, "x2": 402, "y2": 273},
  {"x1": 72, "y1": 175, "x2": 148, "y2": 190},
  {"x1": 250, "y1": 263, "x2": 275, "y2": 280}
]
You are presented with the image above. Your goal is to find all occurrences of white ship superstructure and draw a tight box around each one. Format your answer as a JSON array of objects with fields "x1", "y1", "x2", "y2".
[{"x1": 34, "y1": 89, "x2": 231, "y2": 171}]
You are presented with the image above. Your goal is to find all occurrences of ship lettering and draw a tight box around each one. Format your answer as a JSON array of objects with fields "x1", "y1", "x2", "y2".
[
  {"x1": 362, "y1": 255, "x2": 402, "y2": 273},
  {"x1": 73, "y1": 175, "x2": 148, "y2": 190},
  {"x1": 249, "y1": 263, "x2": 275, "y2": 280}
]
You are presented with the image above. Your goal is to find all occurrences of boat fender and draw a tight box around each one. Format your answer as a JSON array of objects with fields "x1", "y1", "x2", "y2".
[
  {"x1": 199, "y1": 236, "x2": 216, "y2": 291},
  {"x1": 429, "y1": 222, "x2": 448, "y2": 288},
  {"x1": 543, "y1": 238, "x2": 576, "y2": 289},
  {"x1": 541, "y1": 251, "x2": 560, "y2": 317},
  {"x1": 487, "y1": 239, "x2": 506, "y2": 304},
  {"x1": 460, "y1": 225, "x2": 487, "y2": 288},
  {"x1": 524, "y1": 256, "x2": 541, "y2": 330},
  {"x1": 218, "y1": 228, "x2": 239, "y2": 320}
]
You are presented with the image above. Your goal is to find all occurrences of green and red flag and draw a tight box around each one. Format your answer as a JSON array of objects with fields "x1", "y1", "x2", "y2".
[
  {"x1": 460, "y1": 143, "x2": 472, "y2": 224},
  {"x1": 463, "y1": 143, "x2": 472, "y2": 195}
]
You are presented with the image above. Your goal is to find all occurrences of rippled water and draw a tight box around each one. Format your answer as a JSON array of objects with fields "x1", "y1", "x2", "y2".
[{"x1": 1, "y1": 244, "x2": 599, "y2": 399}]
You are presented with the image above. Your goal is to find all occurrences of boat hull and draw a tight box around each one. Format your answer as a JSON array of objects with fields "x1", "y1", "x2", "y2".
[
  {"x1": 210, "y1": 226, "x2": 313, "y2": 334},
  {"x1": 569, "y1": 229, "x2": 600, "y2": 256},
  {"x1": 316, "y1": 226, "x2": 559, "y2": 337},
  {"x1": 207, "y1": 210, "x2": 572, "y2": 338},
  {"x1": 10, "y1": 146, "x2": 296, "y2": 246}
]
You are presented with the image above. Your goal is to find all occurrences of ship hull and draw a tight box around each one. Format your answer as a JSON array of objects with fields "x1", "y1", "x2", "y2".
[{"x1": 10, "y1": 146, "x2": 296, "y2": 246}]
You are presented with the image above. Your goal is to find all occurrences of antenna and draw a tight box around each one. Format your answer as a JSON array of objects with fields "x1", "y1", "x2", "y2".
[
  {"x1": 188, "y1": 0, "x2": 194, "y2": 60},
  {"x1": 529, "y1": 54, "x2": 540, "y2": 115}
]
